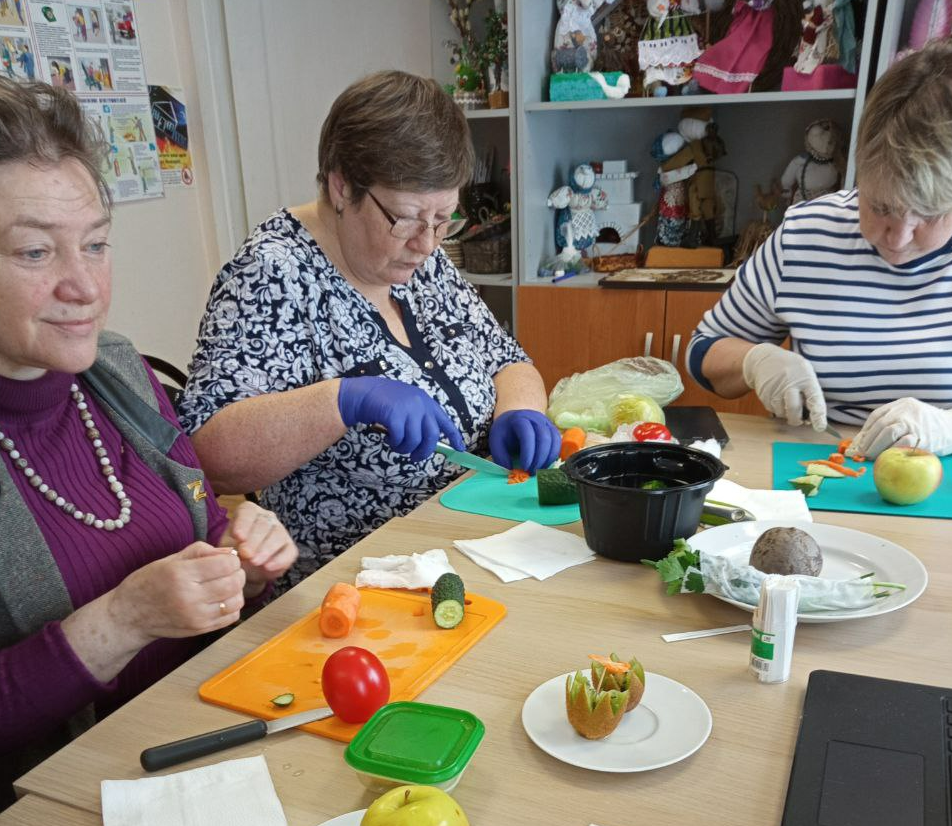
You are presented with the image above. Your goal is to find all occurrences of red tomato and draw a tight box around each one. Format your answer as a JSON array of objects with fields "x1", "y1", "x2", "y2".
[
  {"x1": 632, "y1": 422, "x2": 673, "y2": 442},
  {"x1": 321, "y1": 646, "x2": 390, "y2": 723}
]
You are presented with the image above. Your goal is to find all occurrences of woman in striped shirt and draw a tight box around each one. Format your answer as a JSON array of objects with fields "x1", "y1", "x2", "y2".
[{"x1": 687, "y1": 38, "x2": 952, "y2": 459}]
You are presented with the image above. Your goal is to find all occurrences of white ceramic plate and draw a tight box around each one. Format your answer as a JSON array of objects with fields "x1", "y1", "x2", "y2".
[
  {"x1": 689, "y1": 519, "x2": 928, "y2": 623},
  {"x1": 315, "y1": 811, "x2": 365, "y2": 826},
  {"x1": 522, "y1": 671, "x2": 711, "y2": 772}
]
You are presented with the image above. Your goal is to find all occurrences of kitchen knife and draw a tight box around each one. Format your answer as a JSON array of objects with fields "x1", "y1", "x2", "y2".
[
  {"x1": 433, "y1": 442, "x2": 510, "y2": 476},
  {"x1": 800, "y1": 409, "x2": 843, "y2": 441},
  {"x1": 368, "y1": 424, "x2": 509, "y2": 476},
  {"x1": 140, "y1": 706, "x2": 334, "y2": 772}
]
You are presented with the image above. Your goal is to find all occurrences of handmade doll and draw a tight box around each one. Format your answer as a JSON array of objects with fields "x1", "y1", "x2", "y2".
[
  {"x1": 793, "y1": 0, "x2": 837, "y2": 76},
  {"x1": 780, "y1": 119, "x2": 844, "y2": 205},
  {"x1": 637, "y1": 0, "x2": 702, "y2": 95},
  {"x1": 552, "y1": 0, "x2": 609, "y2": 73},
  {"x1": 547, "y1": 163, "x2": 609, "y2": 260},
  {"x1": 651, "y1": 130, "x2": 693, "y2": 246},
  {"x1": 693, "y1": 0, "x2": 777, "y2": 93}
]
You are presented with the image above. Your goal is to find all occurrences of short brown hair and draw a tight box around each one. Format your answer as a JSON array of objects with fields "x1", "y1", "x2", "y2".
[
  {"x1": 317, "y1": 70, "x2": 474, "y2": 201},
  {"x1": 0, "y1": 77, "x2": 111, "y2": 210},
  {"x1": 855, "y1": 37, "x2": 952, "y2": 216}
]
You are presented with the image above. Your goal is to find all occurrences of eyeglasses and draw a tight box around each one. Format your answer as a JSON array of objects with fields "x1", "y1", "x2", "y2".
[{"x1": 366, "y1": 190, "x2": 467, "y2": 241}]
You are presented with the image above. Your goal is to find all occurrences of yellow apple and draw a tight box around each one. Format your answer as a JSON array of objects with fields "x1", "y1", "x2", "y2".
[
  {"x1": 360, "y1": 785, "x2": 469, "y2": 826},
  {"x1": 873, "y1": 446, "x2": 943, "y2": 505}
]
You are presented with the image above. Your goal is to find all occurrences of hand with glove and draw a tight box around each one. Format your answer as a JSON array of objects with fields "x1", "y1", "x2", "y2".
[
  {"x1": 337, "y1": 376, "x2": 464, "y2": 463},
  {"x1": 742, "y1": 343, "x2": 828, "y2": 431},
  {"x1": 849, "y1": 398, "x2": 952, "y2": 459},
  {"x1": 489, "y1": 409, "x2": 561, "y2": 474}
]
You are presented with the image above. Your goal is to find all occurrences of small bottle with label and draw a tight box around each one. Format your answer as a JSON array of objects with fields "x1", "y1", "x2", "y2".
[{"x1": 749, "y1": 575, "x2": 800, "y2": 683}]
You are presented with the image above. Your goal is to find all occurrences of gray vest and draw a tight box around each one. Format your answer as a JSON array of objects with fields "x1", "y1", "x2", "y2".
[{"x1": 0, "y1": 332, "x2": 209, "y2": 757}]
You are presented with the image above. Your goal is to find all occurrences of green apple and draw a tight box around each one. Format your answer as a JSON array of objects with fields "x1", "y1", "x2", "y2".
[
  {"x1": 360, "y1": 785, "x2": 469, "y2": 826},
  {"x1": 873, "y1": 446, "x2": 943, "y2": 505}
]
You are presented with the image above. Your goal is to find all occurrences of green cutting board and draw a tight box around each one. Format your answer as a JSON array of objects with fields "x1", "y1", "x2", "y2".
[
  {"x1": 772, "y1": 441, "x2": 952, "y2": 519},
  {"x1": 439, "y1": 472, "x2": 580, "y2": 525}
]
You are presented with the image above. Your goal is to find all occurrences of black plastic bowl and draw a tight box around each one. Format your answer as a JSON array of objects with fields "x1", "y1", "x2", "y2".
[{"x1": 562, "y1": 442, "x2": 726, "y2": 562}]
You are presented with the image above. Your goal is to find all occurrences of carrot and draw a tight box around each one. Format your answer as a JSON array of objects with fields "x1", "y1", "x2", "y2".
[
  {"x1": 319, "y1": 583, "x2": 361, "y2": 638},
  {"x1": 507, "y1": 469, "x2": 530, "y2": 485},
  {"x1": 837, "y1": 438, "x2": 852, "y2": 455},
  {"x1": 852, "y1": 454, "x2": 867, "y2": 463},
  {"x1": 799, "y1": 459, "x2": 867, "y2": 477},
  {"x1": 589, "y1": 654, "x2": 631, "y2": 674},
  {"x1": 560, "y1": 427, "x2": 586, "y2": 461},
  {"x1": 828, "y1": 452, "x2": 845, "y2": 464}
]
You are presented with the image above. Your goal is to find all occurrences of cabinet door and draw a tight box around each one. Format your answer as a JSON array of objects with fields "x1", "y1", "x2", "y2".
[
  {"x1": 517, "y1": 286, "x2": 666, "y2": 392},
  {"x1": 662, "y1": 290, "x2": 770, "y2": 417}
]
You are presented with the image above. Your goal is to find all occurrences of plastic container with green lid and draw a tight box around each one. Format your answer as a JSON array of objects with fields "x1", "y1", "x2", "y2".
[{"x1": 344, "y1": 701, "x2": 484, "y2": 793}]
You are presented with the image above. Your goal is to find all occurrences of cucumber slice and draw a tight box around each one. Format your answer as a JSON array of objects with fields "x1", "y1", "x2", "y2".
[
  {"x1": 431, "y1": 572, "x2": 465, "y2": 629},
  {"x1": 271, "y1": 692, "x2": 295, "y2": 707}
]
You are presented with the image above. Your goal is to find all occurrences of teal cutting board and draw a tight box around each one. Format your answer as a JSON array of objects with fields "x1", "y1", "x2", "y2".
[
  {"x1": 772, "y1": 441, "x2": 952, "y2": 519},
  {"x1": 439, "y1": 472, "x2": 581, "y2": 525}
]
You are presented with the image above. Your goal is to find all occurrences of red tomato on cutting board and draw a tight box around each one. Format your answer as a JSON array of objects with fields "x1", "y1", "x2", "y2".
[{"x1": 322, "y1": 646, "x2": 391, "y2": 723}]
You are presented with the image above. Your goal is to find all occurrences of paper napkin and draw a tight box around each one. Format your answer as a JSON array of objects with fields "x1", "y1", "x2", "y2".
[
  {"x1": 453, "y1": 521, "x2": 595, "y2": 582},
  {"x1": 101, "y1": 755, "x2": 287, "y2": 826},
  {"x1": 708, "y1": 478, "x2": 812, "y2": 522},
  {"x1": 355, "y1": 548, "x2": 457, "y2": 589}
]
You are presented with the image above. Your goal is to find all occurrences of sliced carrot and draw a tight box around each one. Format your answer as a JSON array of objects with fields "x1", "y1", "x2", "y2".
[
  {"x1": 559, "y1": 427, "x2": 586, "y2": 461},
  {"x1": 319, "y1": 582, "x2": 361, "y2": 638},
  {"x1": 507, "y1": 469, "x2": 530, "y2": 485},
  {"x1": 837, "y1": 438, "x2": 852, "y2": 455},
  {"x1": 852, "y1": 454, "x2": 866, "y2": 463},
  {"x1": 799, "y1": 459, "x2": 867, "y2": 477},
  {"x1": 589, "y1": 654, "x2": 631, "y2": 674},
  {"x1": 828, "y1": 452, "x2": 845, "y2": 464}
]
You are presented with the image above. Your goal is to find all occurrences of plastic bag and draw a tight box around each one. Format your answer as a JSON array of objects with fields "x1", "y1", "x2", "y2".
[{"x1": 547, "y1": 357, "x2": 684, "y2": 434}]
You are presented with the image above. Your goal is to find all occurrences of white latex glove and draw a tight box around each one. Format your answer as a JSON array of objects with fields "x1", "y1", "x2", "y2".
[
  {"x1": 849, "y1": 398, "x2": 952, "y2": 459},
  {"x1": 742, "y1": 343, "x2": 828, "y2": 431}
]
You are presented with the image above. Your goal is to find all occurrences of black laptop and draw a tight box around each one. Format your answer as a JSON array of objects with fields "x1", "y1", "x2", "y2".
[{"x1": 782, "y1": 670, "x2": 952, "y2": 826}]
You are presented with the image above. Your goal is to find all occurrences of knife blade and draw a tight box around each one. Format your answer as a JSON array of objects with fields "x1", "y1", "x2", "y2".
[
  {"x1": 800, "y1": 409, "x2": 843, "y2": 441},
  {"x1": 434, "y1": 442, "x2": 509, "y2": 476},
  {"x1": 140, "y1": 706, "x2": 333, "y2": 772}
]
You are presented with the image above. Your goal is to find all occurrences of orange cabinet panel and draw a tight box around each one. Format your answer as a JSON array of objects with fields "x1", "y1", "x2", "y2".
[{"x1": 516, "y1": 285, "x2": 665, "y2": 392}]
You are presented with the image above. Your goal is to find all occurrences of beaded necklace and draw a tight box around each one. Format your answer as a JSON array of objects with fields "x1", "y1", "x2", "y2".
[{"x1": 0, "y1": 383, "x2": 133, "y2": 530}]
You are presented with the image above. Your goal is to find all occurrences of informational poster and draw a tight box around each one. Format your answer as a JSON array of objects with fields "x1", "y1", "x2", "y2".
[
  {"x1": 149, "y1": 84, "x2": 193, "y2": 187},
  {"x1": 1, "y1": 0, "x2": 162, "y2": 202}
]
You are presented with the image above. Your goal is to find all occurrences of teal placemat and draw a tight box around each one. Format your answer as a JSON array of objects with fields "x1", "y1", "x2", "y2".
[
  {"x1": 439, "y1": 472, "x2": 580, "y2": 525},
  {"x1": 772, "y1": 441, "x2": 952, "y2": 519}
]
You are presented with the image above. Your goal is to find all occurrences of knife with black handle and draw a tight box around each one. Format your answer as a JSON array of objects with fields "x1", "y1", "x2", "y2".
[{"x1": 140, "y1": 706, "x2": 333, "y2": 771}]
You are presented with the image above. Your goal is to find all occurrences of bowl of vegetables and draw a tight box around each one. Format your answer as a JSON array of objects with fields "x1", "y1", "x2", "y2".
[{"x1": 562, "y1": 442, "x2": 725, "y2": 562}]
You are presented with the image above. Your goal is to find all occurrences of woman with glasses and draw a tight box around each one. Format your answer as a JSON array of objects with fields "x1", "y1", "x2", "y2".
[{"x1": 180, "y1": 70, "x2": 558, "y2": 592}]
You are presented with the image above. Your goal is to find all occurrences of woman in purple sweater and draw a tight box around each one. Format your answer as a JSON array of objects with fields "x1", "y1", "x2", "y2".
[{"x1": 0, "y1": 78, "x2": 299, "y2": 806}]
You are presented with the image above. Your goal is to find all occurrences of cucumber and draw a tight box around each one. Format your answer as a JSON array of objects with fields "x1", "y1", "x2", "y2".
[
  {"x1": 431, "y1": 572, "x2": 465, "y2": 629},
  {"x1": 271, "y1": 692, "x2": 295, "y2": 707},
  {"x1": 537, "y1": 466, "x2": 579, "y2": 506},
  {"x1": 789, "y1": 474, "x2": 823, "y2": 497}
]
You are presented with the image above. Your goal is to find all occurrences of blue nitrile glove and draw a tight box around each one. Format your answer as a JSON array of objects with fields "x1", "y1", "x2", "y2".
[
  {"x1": 338, "y1": 376, "x2": 465, "y2": 463},
  {"x1": 489, "y1": 409, "x2": 561, "y2": 474}
]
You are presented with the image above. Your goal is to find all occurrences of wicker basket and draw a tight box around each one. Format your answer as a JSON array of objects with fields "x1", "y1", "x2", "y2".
[
  {"x1": 442, "y1": 239, "x2": 466, "y2": 270},
  {"x1": 462, "y1": 231, "x2": 511, "y2": 274}
]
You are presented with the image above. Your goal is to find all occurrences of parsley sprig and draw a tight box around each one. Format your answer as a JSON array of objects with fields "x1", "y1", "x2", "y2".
[{"x1": 641, "y1": 538, "x2": 705, "y2": 595}]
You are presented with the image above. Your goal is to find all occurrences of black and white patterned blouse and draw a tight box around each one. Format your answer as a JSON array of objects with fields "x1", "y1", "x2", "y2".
[{"x1": 179, "y1": 209, "x2": 529, "y2": 591}]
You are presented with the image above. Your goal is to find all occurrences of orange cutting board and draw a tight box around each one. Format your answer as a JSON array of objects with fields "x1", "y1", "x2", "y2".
[{"x1": 199, "y1": 588, "x2": 506, "y2": 743}]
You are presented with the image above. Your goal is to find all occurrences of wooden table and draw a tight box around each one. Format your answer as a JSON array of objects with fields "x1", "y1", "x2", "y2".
[
  {"x1": 0, "y1": 796, "x2": 99, "y2": 825},
  {"x1": 13, "y1": 415, "x2": 952, "y2": 825}
]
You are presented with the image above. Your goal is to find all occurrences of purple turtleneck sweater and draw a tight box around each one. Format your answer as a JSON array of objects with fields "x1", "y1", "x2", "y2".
[{"x1": 0, "y1": 362, "x2": 231, "y2": 751}]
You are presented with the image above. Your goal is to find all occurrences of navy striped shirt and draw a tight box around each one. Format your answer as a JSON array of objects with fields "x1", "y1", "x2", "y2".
[{"x1": 687, "y1": 190, "x2": 952, "y2": 424}]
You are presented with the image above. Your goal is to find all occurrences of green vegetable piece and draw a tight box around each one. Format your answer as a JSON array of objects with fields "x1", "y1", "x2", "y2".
[
  {"x1": 642, "y1": 538, "x2": 702, "y2": 595},
  {"x1": 537, "y1": 466, "x2": 580, "y2": 506},
  {"x1": 804, "y1": 462, "x2": 848, "y2": 478},
  {"x1": 789, "y1": 474, "x2": 824, "y2": 497},
  {"x1": 431, "y1": 572, "x2": 465, "y2": 629},
  {"x1": 271, "y1": 692, "x2": 295, "y2": 707},
  {"x1": 640, "y1": 479, "x2": 667, "y2": 490}
]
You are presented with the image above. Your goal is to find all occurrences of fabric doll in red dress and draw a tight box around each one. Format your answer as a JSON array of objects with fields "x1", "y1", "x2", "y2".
[{"x1": 693, "y1": 0, "x2": 776, "y2": 93}]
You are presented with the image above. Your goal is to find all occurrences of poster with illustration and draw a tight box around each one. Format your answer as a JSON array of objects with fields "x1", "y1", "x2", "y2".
[
  {"x1": 104, "y1": 1, "x2": 134, "y2": 45},
  {"x1": 1, "y1": 36, "x2": 35, "y2": 80},
  {"x1": 0, "y1": 0, "x2": 27, "y2": 27},
  {"x1": 65, "y1": 4, "x2": 106, "y2": 44},
  {"x1": 76, "y1": 52, "x2": 111, "y2": 90},
  {"x1": 149, "y1": 84, "x2": 194, "y2": 187},
  {"x1": 46, "y1": 54, "x2": 75, "y2": 88}
]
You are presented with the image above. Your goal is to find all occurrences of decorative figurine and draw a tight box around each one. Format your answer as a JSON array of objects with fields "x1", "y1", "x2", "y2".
[
  {"x1": 551, "y1": 0, "x2": 608, "y2": 73},
  {"x1": 637, "y1": 0, "x2": 702, "y2": 96},
  {"x1": 780, "y1": 118, "x2": 844, "y2": 205},
  {"x1": 547, "y1": 163, "x2": 609, "y2": 263}
]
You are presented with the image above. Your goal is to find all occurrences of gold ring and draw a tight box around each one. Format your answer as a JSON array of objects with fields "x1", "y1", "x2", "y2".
[{"x1": 218, "y1": 602, "x2": 227, "y2": 614}]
